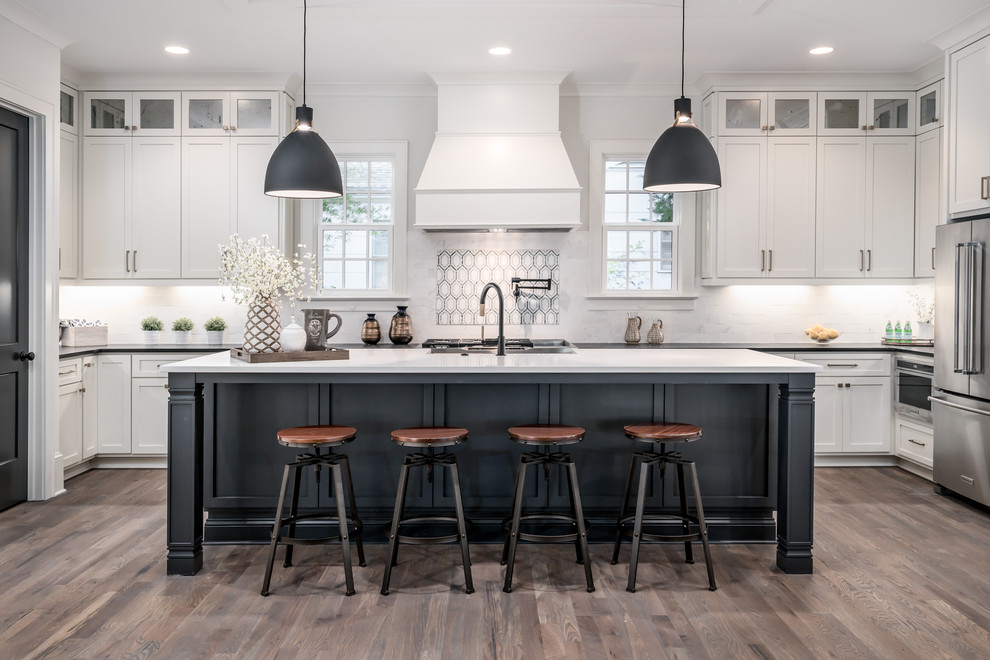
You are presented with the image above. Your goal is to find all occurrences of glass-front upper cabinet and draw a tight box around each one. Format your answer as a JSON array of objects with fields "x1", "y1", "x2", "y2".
[
  {"x1": 182, "y1": 91, "x2": 279, "y2": 137},
  {"x1": 818, "y1": 92, "x2": 914, "y2": 135},
  {"x1": 60, "y1": 84, "x2": 78, "y2": 134},
  {"x1": 83, "y1": 92, "x2": 180, "y2": 136},
  {"x1": 869, "y1": 92, "x2": 914, "y2": 135},
  {"x1": 717, "y1": 92, "x2": 815, "y2": 136},
  {"x1": 917, "y1": 81, "x2": 941, "y2": 134}
]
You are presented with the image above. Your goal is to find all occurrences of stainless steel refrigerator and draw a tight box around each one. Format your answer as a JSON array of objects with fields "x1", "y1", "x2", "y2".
[{"x1": 934, "y1": 219, "x2": 990, "y2": 507}]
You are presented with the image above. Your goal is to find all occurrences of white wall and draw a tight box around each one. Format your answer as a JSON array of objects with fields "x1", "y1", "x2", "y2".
[{"x1": 61, "y1": 89, "x2": 937, "y2": 346}]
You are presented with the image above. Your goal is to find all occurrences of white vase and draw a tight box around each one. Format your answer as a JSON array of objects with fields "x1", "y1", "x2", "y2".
[
  {"x1": 174, "y1": 330, "x2": 190, "y2": 345},
  {"x1": 206, "y1": 330, "x2": 224, "y2": 346},
  {"x1": 917, "y1": 321, "x2": 934, "y2": 340},
  {"x1": 280, "y1": 321, "x2": 307, "y2": 352},
  {"x1": 242, "y1": 296, "x2": 281, "y2": 353},
  {"x1": 143, "y1": 331, "x2": 161, "y2": 345}
]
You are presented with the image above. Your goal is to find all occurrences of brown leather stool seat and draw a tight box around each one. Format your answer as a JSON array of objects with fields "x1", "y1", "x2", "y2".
[
  {"x1": 261, "y1": 425, "x2": 365, "y2": 597},
  {"x1": 611, "y1": 422, "x2": 716, "y2": 593},
  {"x1": 501, "y1": 424, "x2": 595, "y2": 593},
  {"x1": 381, "y1": 427, "x2": 473, "y2": 596}
]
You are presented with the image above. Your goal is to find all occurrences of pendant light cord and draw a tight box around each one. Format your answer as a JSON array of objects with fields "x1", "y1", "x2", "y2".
[
  {"x1": 680, "y1": 0, "x2": 685, "y2": 99},
  {"x1": 302, "y1": 0, "x2": 308, "y2": 107}
]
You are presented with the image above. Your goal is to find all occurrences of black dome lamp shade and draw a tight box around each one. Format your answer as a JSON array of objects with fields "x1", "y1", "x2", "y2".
[
  {"x1": 642, "y1": 0, "x2": 721, "y2": 193},
  {"x1": 264, "y1": 0, "x2": 343, "y2": 199}
]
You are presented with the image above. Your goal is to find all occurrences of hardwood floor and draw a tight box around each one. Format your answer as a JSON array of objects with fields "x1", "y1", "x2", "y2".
[{"x1": 1, "y1": 467, "x2": 989, "y2": 659}]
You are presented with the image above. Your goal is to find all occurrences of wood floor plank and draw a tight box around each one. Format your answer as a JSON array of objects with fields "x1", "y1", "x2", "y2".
[{"x1": 3, "y1": 467, "x2": 990, "y2": 659}]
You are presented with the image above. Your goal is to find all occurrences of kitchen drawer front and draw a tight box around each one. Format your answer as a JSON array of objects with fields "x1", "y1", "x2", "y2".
[
  {"x1": 132, "y1": 353, "x2": 207, "y2": 378},
  {"x1": 794, "y1": 352, "x2": 890, "y2": 376},
  {"x1": 58, "y1": 358, "x2": 82, "y2": 385},
  {"x1": 896, "y1": 417, "x2": 933, "y2": 467}
]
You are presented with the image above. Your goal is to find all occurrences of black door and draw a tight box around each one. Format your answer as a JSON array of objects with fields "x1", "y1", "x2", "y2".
[{"x1": 0, "y1": 105, "x2": 30, "y2": 512}]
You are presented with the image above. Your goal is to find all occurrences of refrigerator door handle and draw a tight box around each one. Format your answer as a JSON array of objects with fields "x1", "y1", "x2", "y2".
[
  {"x1": 929, "y1": 395, "x2": 990, "y2": 418},
  {"x1": 955, "y1": 243, "x2": 967, "y2": 373},
  {"x1": 968, "y1": 242, "x2": 983, "y2": 374}
]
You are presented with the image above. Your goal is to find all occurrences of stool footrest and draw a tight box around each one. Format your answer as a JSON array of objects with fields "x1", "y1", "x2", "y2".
[
  {"x1": 502, "y1": 512, "x2": 591, "y2": 543},
  {"x1": 616, "y1": 511, "x2": 702, "y2": 543},
  {"x1": 393, "y1": 514, "x2": 469, "y2": 545}
]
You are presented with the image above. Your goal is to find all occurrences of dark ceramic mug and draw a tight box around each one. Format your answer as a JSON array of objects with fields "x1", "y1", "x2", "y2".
[{"x1": 302, "y1": 308, "x2": 342, "y2": 350}]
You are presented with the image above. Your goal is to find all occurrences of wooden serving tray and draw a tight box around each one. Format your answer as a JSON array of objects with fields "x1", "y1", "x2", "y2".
[
  {"x1": 880, "y1": 337, "x2": 934, "y2": 346},
  {"x1": 230, "y1": 346, "x2": 350, "y2": 363}
]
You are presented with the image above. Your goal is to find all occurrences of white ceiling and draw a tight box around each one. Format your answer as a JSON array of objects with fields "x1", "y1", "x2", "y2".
[{"x1": 12, "y1": 0, "x2": 990, "y2": 86}]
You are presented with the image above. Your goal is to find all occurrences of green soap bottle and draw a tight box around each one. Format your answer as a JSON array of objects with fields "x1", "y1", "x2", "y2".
[
  {"x1": 885, "y1": 320, "x2": 893, "y2": 340},
  {"x1": 894, "y1": 320, "x2": 902, "y2": 343}
]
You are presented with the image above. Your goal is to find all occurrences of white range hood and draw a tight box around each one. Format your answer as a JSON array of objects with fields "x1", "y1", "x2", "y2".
[{"x1": 414, "y1": 72, "x2": 581, "y2": 231}]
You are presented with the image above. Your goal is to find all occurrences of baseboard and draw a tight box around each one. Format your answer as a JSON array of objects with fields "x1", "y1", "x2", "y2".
[
  {"x1": 814, "y1": 455, "x2": 899, "y2": 467},
  {"x1": 91, "y1": 456, "x2": 167, "y2": 469},
  {"x1": 895, "y1": 458, "x2": 933, "y2": 481}
]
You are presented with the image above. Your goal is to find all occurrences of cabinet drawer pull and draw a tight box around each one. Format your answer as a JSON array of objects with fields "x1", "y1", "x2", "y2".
[
  {"x1": 125, "y1": 250, "x2": 130, "y2": 273},
  {"x1": 59, "y1": 370, "x2": 74, "y2": 376},
  {"x1": 907, "y1": 438, "x2": 926, "y2": 447},
  {"x1": 826, "y1": 363, "x2": 859, "y2": 367}
]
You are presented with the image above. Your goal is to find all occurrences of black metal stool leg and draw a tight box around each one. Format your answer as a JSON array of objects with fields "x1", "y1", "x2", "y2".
[
  {"x1": 565, "y1": 459, "x2": 595, "y2": 593},
  {"x1": 503, "y1": 455, "x2": 529, "y2": 593},
  {"x1": 261, "y1": 462, "x2": 293, "y2": 597},
  {"x1": 447, "y1": 459, "x2": 475, "y2": 594},
  {"x1": 611, "y1": 452, "x2": 640, "y2": 565},
  {"x1": 565, "y1": 459, "x2": 584, "y2": 565},
  {"x1": 283, "y1": 457, "x2": 303, "y2": 568},
  {"x1": 330, "y1": 463, "x2": 355, "y2": 596},
  {"x1": 675, "y1": 461, "x2": 694, "y2": 564},
  {"x1": 687, "y1": 461, "x2": 717, "y2": 591},
  {"x1": 626, "y1": 458, "x2": 652, "y2": 593},
  {"x1": 339, "y1": 454, "x2": 366, "y2": 568},
  {"x1": 381, "y1": 459, "x2": 411, "y2": 596}
]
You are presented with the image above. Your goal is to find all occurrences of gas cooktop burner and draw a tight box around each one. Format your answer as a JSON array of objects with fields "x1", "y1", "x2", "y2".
[{"x1": 421, "y1": 338, "x2": 534, "y2": 349}]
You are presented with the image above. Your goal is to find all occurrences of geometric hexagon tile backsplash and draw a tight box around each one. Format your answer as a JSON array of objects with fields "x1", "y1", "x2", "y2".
[{"x1": 436, "y1": 250, "x2": 560, "y2": 325}]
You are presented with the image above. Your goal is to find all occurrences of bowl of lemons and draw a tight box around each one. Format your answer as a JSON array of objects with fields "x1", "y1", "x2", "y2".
[{"x1": 805, "y1": 324, "x2": 840, "y2": 343}]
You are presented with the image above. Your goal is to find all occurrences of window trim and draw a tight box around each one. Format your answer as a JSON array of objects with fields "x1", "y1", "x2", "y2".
[
  {"x1": 302, "y1": 140, "x2": 408, "y2": 301},
  {"x1": 588, "y1": 139, "x2": 697, "y2": 305}
]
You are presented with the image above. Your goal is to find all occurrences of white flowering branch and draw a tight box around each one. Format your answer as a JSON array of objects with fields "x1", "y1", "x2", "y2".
[
  {"x1": 218, "y1": 235, "x2": 319, "y2": 307},
  {"x1": 908, "y1": 290, "x2": 934, "y2": 323}
]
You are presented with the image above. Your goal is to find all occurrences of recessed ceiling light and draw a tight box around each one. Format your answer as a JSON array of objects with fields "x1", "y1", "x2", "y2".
[
  {"x1": 809, "y1": 46, "x2": 834, "y2": 55},
  {"x1": 165, "y1": 45, "x2": 190, "y2": 55},
  {"x1": 489, "y1": 46, "x2": 511, "y2": 56}
]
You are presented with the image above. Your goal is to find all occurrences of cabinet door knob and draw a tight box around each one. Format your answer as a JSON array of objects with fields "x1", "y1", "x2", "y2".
[
  {"x1": 230, "y1": 126, "x2": 236, "y2": 131},
  {"x1": 868, "y1": 125, "x2": 875, "y2": 130},
  {"x1": 761, "y1": 125, "x2": 768, "y2": 131},
  {"x1": 861, "y1": 125, "x2": 868, "y2": 131},
  {"x1": 132, "y1": 125, "x2": 138, "y2": 131},
  {"x1": 222, "y1": 125, "x2": 229, "y2": 131},
  {"x1": 933, "y1": 117, "x2": 938, "y2": 122},
  {"x1": 17, "y1": 351, "x2": 35, "y2": 362},
  {"x1": 769, "y1": 125, "x2": 775, "y2": 131},
  {"x1": 79, "y1": 387, "x2": 86, "y2": 394},
  {"x1": 123, "y1": 125, "x2": 131, "y2": 131}
]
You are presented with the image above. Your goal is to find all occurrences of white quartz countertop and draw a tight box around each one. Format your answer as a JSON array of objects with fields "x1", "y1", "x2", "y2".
[{"x1": 160, "y1": 348, "x2": 822, "y2": 375}]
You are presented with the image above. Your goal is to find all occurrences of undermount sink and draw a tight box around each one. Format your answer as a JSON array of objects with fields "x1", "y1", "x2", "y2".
[{"x1": 430, "y1": 339, "x2": 577, "y2": 355}]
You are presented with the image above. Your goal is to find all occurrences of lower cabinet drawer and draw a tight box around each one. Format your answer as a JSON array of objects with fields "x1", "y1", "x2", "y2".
[
  {"x1": 58, "y1": 358, "x2": 82, "y2": 386},
  {"x1": 132, "y1": 353, "x2": 206, "y2": 378},
  {"x1": 896, "y1": 418, "x2": 933, "y2": 467}
]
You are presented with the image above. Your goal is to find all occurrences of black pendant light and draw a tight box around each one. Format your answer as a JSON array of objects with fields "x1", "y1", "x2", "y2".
[
  {"x1": 264, "y1": 0, "x2": 343, "y2": 198},
  {"x1": 642, "y1": 0, "x2": 721, "y2": 193}
]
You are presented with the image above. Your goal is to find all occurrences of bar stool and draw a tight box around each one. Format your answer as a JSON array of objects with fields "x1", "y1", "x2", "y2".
[
  {"x1": 501, "y1": 424, "x2": 595, "y2": 593},
  {"x1": 260, "y1": 425, "x2": 365, "y2": 597},
  {"x1": 381, "y1": 426, "x2": 474, "y2": 595},
  {"x1": 611, "y1": 422, "x2": 716, "y2": 593}
]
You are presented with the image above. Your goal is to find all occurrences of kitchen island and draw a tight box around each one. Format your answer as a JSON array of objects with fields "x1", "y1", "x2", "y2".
[{"x1": 162, "y1": 348, "x2": 819, "y2": 577}]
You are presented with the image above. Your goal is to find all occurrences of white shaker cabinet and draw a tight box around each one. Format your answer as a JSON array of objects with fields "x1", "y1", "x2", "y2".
[
  {"x1": 59, "y1": 129, "x2": 79, "y2": 278},
  {"x1": 716, "y1": 92, "x2": 816, "y2": 137},
  {"x1": 96, "y1": 354, "x2": 132, "y2": 454},
  {"x1": 82, "y1": 92, "x2": 180, "y2": 137},
  {"x1": 131, "y1": 378, "x2": 169, "y2": 455},
  {"x1": 715, "y1": 136, "x2": 816, "y2": 278},
  {"x1": 58, "y1": 357, "x2": 97, "y2": 470},
  {"x1": 181, "y1": 135, "x2": 279, "y2": 278},
  {"x1": 816, "y1": 136, "x2": 914, "y2": 278},
  {"x1": 58, "y1": 381, "x2": 83, "y2": 467},
  {"x1": 915, "y1": 128, "x2": 942, "y2": 277},
  {"x1": 948, "y1": 36, "x2": 990, "y2": 217},
  {"x1": 818, "y1": 92, "x2": 914, "y2": 136},
  {"x1": 916, "y1": 80, "x2": 941, "y2": 134},
  {"x1": 82, "y1": 135, "x2": 181, "y2": 279}
]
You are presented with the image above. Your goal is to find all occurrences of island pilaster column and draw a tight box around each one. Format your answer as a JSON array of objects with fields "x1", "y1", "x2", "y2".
[
  {"x1": 776, "y1": 372, "x2": 815, "y2": 574},
  {"x1": 166, "y1": 373, "x2": 204, "y2": 575}
]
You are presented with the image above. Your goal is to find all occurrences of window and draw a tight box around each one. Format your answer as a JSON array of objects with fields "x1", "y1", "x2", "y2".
[
  {"x1": 313, "y1": 142, "x2": 407, "y2": 298},
  {"x1": 603, "y1": 159, "x2": 676, "y2": 291},
  {"x1": 588, "y1": 140, "x2": 696, "y2": 306}
]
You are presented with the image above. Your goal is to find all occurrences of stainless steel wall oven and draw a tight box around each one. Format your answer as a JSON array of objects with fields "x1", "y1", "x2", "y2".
[{"x1": 894, "y1": 354, "x2": 934, "y2": 423}]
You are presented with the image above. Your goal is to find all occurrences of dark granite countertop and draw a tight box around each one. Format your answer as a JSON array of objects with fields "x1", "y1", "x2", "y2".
[{"x1": 59, "y1": 341, "x2": 933, "y2": 359}]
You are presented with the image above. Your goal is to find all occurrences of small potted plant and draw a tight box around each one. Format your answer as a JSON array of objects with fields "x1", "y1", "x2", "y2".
[
  {"x1": 141, "y1": 316, "x2": 164, "y2": 345},
  {"x1": 172, "y1": 317, "x2": 194, "y2": 344},
  {"x1": 204, "y1": 316, "x2": 227, "y2": 346}
]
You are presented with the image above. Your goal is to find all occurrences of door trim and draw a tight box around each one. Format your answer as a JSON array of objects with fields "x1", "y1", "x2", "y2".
[{"x1": 0, "y1": 81, "x2": 60, "y2": 500}]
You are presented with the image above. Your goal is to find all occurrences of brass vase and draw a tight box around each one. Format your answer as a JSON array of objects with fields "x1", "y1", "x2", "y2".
[
  {"x1": 361, "y1": 313, "x2": 381, "y2": 345},
  {"x1": 388, "y1": 306, "x2": 413, "y2": 345}
]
